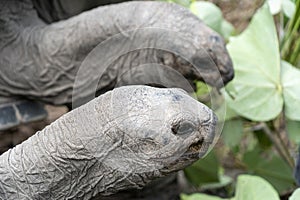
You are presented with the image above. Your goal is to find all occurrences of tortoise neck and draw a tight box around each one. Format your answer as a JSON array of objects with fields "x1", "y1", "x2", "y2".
[{"x1": 0, "y1": 93, "x2": 114, "y2": 199}]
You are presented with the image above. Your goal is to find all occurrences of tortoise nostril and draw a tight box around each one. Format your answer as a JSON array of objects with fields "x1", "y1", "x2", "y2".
[
  {"x1": 226, "y1": 70, "x2": 234, "y2": 81},
  {"x1": 221, "y1": 67, "x2": 234, "y2": 84},
  {"x1": 210, "y1": 35, "x2": 221, "y2": 43},
  {"x1": 171, "y1": 126, "x2": 177, "y2": 135}
]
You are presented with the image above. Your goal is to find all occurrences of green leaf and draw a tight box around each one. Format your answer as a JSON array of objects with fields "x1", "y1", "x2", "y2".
[
  {"x1": 282, "y1": 0, "x2": 296, "y2": 18},
  {"x1": 190, "y1": 2, "x2": 222, "y2": 31},
  {"x1": 267, "y1": 0, "x2": 295, "y2": 18},
  {"x1": 226, "y1": 4, "x2": 283, "y2": 121},
  {"x1": 184, "y1": 150, "x2": 219, "y2": 186},
  {"x1": 253, "y1": 130, "x2": 273, "y2": 149},
  {"x1": 190, "y1": 2, "x2": 234, "y2": 40},
  {"x1": 254, "y1": 156, "x2": 295, "y2": 193},
  {"x1": 243, "y1": 148, "x2": 295, "y2": 193},
  {"x1": 221, "y1": 20, "x2": 235, "y2": 40},
  {"x1": 268, "y1": 0, "x2": 283, "y2": 14},
  {"x1": 222, "y1": 119, "x2": 244, "y2": 148},
  {"x1": 289, "y1": 188, "x2": 300, "y2": 200},
  {"x1": 159, "y1": 0, "x2": 192, "y2": 7},
  {"x1": 243, "y1": 146, "x2": 261, "y2": 169},
  {"x1": 181, "y1": 175, "x2": 280, "y2": 200},
  {"x1": 180, "y1": 193, "x2": 226, "y2": 200},
  {"x1": 281, "y1": 61, "x2": 300, "y2": 120},
  {"x1": 287, "y1": 120, "x2": 300, "y2": 143},
  {"x1": 225, "y1": 3, "x2": 300, "y2": 121},
  {"x1": 200, "y1": 175, "x2": 233, "y2": 190},
  {"x1": 235, "y1": 175, "x2": 280, "y2": 200},
  {"x1": 195, "y1": 81, "x2": 211, "y2": 97},
  {"x1": 215, "y1": 88, "x2": 238, "y2": 121},
  {"x1": 244, "y1": 131, "x2": 259, "y2": 152}
]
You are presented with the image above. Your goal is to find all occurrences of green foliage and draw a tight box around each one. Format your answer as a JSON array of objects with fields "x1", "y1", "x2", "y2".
[
  {"x1": 225, "y1": 4, "x2": 283, "y2": 121},
  {"x1": 190, "y1": 2, "x2": 235, "y2": 40},
  {"x1": 187, "y1": 0, "x2": 298, "y2": 196},
  {"x1": 289, "y1": 188, "x2": 300, "y2": 200},
  {"x1": 281, "y1": 61, "x2": 300, "y2": 120},
  {"x1": 215, "y1": 90, "x2": 238, "y2": 121},
  {"x1": 181, "y1": 193, "x2": 225, "y2": 200},
  {"x1": 221, "y1": 119, "x2": 243, "y2": 148},
  {"x1": 181, "y1": 175, "x2": 280, "y2": 200},
  {"x1": 160, "y1": 0, "x2": 300, "y2": 198},
  {"x1": 221, "y1": 3, "x2": 298, "y2": 193},
  {"x1": 184, "y1": 150, "x2": 233, "y2": 194},
  {"x1": 160, "y1": 0, "x2": 235, "y2": 39},
  {"x1": 184, "y1": 150, "x2": 220, "y2": 186},
  {"x1": 225, "y1": 3, "x2": 300, "y2": 121},
  {"x1": 268, "y1": 0, "x2": 296, "y2": 18},
  {"x1": 287, "y1": 120, "x2": 300, "y2": 143},
  {"x1": 200, "y1": 175, "x2": 232, "y2": 190},
  {"x1": 281, "y1": 0, "x2": 300, "y2": 67},
  {"x1": 195, "y1": 81, "x2": 211, "y2": 97},
  {"x1": 235, "y1": 175, "x2": 280, "y2": 200},
  {"x1": 243, "y1": 147, "x2": 295, "y2": 192},
  {"x1": 159, "y1": 0, "x2": 193, "y2": 8}
]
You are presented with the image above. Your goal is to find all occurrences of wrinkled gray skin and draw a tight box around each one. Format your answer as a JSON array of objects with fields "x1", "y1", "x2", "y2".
[
  {"x1": 0, "y1": 0, "x2": 233, "y2": 106},
  {"x1": 0, "y1": 86, "x2": 216, "y2": 199}
]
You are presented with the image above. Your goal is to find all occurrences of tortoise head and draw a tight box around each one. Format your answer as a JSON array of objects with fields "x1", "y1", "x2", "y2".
[
  {"x1": 156, "y1": 27, "x2": 234, "y2": 89},
  {"x1": 100, "y1": 86, "x2": 216, "y2": 178},
  {"x1": 173, "y1": 32, "x2": 234, "y2": 89},
  {"x1": 193, "y1": 33, "x2": 234, "y2": 88}
]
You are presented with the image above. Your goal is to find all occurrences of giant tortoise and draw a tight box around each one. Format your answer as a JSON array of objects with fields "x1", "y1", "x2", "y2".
[
  {"x1": 0, "y1": 0, "x2": 233, "y2": 199},
  {"x1": 0, "y1": 85, "x2": 217, "y2": 199},
  {"x1": 0, "y1": 0, "x2": 233, "y2": 131}
]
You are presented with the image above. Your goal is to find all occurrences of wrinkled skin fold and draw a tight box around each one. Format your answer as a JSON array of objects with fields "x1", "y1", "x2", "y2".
[
  {"x1": 0, "y1": 0, "x2": 233, "y2": 106},
  {"x1": 0, "y1": 86, "x2": 216, "y2": 199}
]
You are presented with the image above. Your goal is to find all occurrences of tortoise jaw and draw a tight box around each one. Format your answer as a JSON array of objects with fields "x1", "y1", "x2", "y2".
[
  {"x1": 184, "y1": 133, "x2": 215, "y2": 159},
  {"x1": 183, "y1": 138, "x2": 206, "y2": 159},
  {"x1": 160, "y1": 139, "x2": 207, "y2": 175},
  {"x1": 188, "y1": 138, "x2": 204, "y2": 154}
]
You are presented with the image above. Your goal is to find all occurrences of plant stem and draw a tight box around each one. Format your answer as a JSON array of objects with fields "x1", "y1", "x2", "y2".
[
  {"x1": 281, "y1": 0, "x2": 300, "y2": 67},
  {"x1": 273, "y1": 112, "x2": 295, "y2": 168},
  {"x1": 250, "y1": 123, "x2": 285, "y2": 162},
  {"x1": 260, "y1": 123, "x2": 288, "y2": 165},
  {"x1": 254, "y1": 122, "x2": 294, "y2": 168}
]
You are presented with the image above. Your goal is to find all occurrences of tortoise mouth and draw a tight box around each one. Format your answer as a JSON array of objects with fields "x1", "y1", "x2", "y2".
[
  {"x1": 151, "y1": 137, "x2": 206, "y2": 162},
  {"x1": 188, "y1": 138, "x2": 204, "y2": 152},
  {"x1": 183, "y1": 138, "x2": 205, "y2": 158},
  {"x1": 160, "y1": 138, "x2": 207, "y2": 175}
]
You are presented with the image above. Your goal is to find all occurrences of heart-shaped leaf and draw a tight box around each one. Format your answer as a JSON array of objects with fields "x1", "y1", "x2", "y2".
[
  {"x1": 289, "y1": 188, "x2": 300, "y2": 200},
  {"x1": 225, "y1": 4, "x2": 300, "y2": 122},
  {"x1": 226, "y1": 4, "x2": 283, "y2": 121},
  {"x1": 235, "y1": 175, "x2": 280, "y2": 200},
  {"x1": 281, "y1": 61, "x2": 300, "y2": 120},
  {"x1": 190, "y1": 1, "x2": 234, "y2": 40}
]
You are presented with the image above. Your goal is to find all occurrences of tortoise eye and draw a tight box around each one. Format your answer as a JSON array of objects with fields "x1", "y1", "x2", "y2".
[{"x1": 172, "y1": 121, "x2": 196, "y2": 135}]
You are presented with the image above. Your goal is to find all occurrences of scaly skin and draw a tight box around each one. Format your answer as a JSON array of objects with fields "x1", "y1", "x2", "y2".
[
  {"x1": 0, "y1": 85, "x2": 216, "y2": 199},
  {"x1": 0, "y1": 0, "x2": 233, "y2": 106}
]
